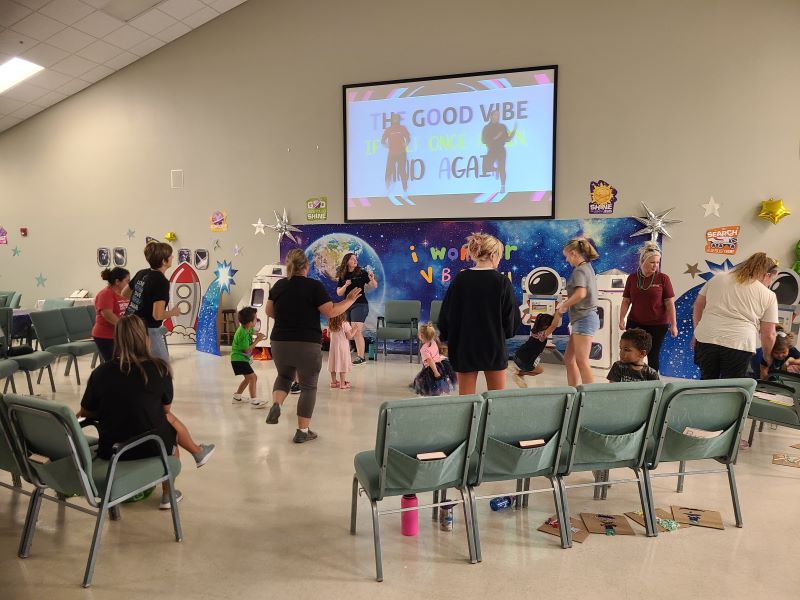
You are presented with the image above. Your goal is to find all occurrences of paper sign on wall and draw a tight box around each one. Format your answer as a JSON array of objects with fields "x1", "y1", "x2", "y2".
[
  {"x1": 209, "y1": 210, "x2": 228, "y2": 232},
  {"x1": 705, "y1": 225, "x2": 740, "y2": 255},
  {"x1": 589, "y1": 180, "x2": 617, "y2": 215},
  {"x1": 0, "y1": 226, "x2": 7, "y2": 245},
  {"x1": 306, "y1": 196, "x2": 328, "y2": 221}
]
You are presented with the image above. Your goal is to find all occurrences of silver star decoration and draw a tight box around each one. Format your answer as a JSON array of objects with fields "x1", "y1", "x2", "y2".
[
  {"x1": 233, "y1": 244, "x2": 243, "y2": 256},
  {"x1": 684, "y1": 263, "x2": 702, "y2": 278},
  {"x1": 267, "y1": 208, "x2": 302, "y2": 248},
  {"x1": 252, "y1": 218, "x2": 266, "y2": 235},
  {"x1": 631, "y1": 202, "x2": 682, "y2": 242},
  {"x1": 126, "y1": 228, "x2": 136, "y2": 239},
  {"x1": 701, "y1": 196, "x2": 720, "y2": 217}
]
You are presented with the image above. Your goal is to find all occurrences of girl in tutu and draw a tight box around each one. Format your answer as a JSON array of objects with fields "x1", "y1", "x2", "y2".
[
  {"x1": 412, "y1": 322, "x2": 457, "y2": 396},
  {"x1": 328, "y1": 313, "x2": 355, "y2": 389}
]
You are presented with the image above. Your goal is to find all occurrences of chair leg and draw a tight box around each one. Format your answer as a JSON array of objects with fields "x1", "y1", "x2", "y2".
[
  {"x1": 758, "y1": 421, "x2": 764, "y2": 432},
  {"x1": 549, "y1": 476, "x2": 569, "y2": 549},
  {"x1": 18, "y1": 487, "x2": 44, "y2": 558},
  {"x1": 46, "y1": 366, "x2": 56, "y2": 393},
  {"x1": 634, "y1": 468, "x2": 656, "y2": 537},
  {"x1": 369, "y1": 500, "x2": 383, "y2": 582},
  {"x1": 523, "y1": 478, "x2": 531, "y2": 508},
  {"x1": 37, "y1": 367, "x2": 43, "y2": 385},
  {"x1": 593, "y1": 470, "x2": 602, "y2": 500},
  {"x1": 676, "y1": 461, "x2": 686, "y2": 493},
  {"x1": 73, "y1": 357, "x2": 81, "y2": 385},
  {"x1": 82, "y1": 500, "x2": 110, "y2": 587},
  {"x1": 109, "y1": 506, "x2": 121, "y2": 521},
  {"x1": 12, "y1": 472, "x2": 22, "y2": 488},
  {"x1": 727, "y1": 463, "x2": 743, "y2": 528},
  {"x1": 432, "y1": 489, "x2": 439, "y2": 520},
  {"x1": 468, "y1": 486, "x2": 482, "y2": 562},
  {"x1": 65, "y1": 355, "x2": 72, "y2": 377},
  {"x1": 24, "y1": 371, "x2": 34, "y2": 394},
  {"x1": 91, "y1": 353, "x2": 98, "y2": 369},
  {"x1": 556, "y1": 477, "x2": 572, "y2": 548},
  {"x1": 350, "y1": 475, "x2": 359, "y2": 534},
  {"x1": 166, "y1": 479, "x2": 183, "y2": 542},
  {"x1": 747, "y1": 419, "x2": 757, "y2": 446},
  {"x1": 642, "y1": 467, "x2": 658, "y2": 534},
  {"x1": 459, "y1": 488, "x2": 477, "y2": 564},
  {"x1": 515, "y1": 479, "x2": 523, "y2": 510}
]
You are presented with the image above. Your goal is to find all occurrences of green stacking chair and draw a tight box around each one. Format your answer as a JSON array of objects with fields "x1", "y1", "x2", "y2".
[
  {"x1": 30, "y1": 309, "x2": 95, "y2": 385},
  {"x1": 429, "y1": 300, "x2": 443, "y2": 334},
  {"x1": 468, "y1": 387, "x2": 576, "y2": 558},
  {"x1": 1, "y1": 358, "x2": 19, "y2": 394},
  {"x1": 41, "y1": 298, "x2": 74, "y2": 310},
  {"x1": 644, "y1": 379, "x2": 755, "y2": 530},
  {"x1": 0, "y1": 394, "x2": 182, "y2": 588},
  {"x1": 350, "y1": 395, "x2": 483, "y2": 581},
  {"x1": 0, "y1": 394, "x2": 25, "y2": 491},
  {"x1": 747, "y1": 374, "x2": 800, "y2": 446},
  {"x1": 376, "y1": 300, "x2": 421, "y2": 363},
  {"x1": 557, "y1": 381, "x2": 663, "y2": 545},
  {"x1": 0, "y1": 308, "x2": 56, "y2": 394},
  {"x1": 61, "y1": 306, "x2": 100, "y2": 369}
]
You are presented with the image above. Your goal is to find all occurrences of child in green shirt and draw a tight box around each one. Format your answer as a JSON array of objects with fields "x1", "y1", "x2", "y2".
[{"x1": 231, "y1": 307, "x2": 266, "y2": 407}]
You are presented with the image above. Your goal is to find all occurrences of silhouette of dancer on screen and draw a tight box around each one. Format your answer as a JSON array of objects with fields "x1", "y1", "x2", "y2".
[
  {"x1": 381, "y1": 113, "x2": 411, "y2": 192},
  {"x1": 481, "y1": 110, "x2": 516, "y2": 193}
]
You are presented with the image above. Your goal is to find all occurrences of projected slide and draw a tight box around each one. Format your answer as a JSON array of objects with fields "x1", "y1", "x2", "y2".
[{"x1": 344, "y1": 66, "x2": 556, "y2": 222}]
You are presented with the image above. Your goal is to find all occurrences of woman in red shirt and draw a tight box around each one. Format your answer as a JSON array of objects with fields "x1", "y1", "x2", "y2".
[
  {"x1": 619, "y1": 242, "x2": 678, "y2": 372},
  {"x1": 92, "y1": 267, "x2": 130, "y2": 362}
]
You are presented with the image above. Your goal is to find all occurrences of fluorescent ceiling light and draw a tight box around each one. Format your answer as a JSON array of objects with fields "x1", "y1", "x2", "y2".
[{"x1": 0, "y1": 57, "x2": 44, "y2": 95}]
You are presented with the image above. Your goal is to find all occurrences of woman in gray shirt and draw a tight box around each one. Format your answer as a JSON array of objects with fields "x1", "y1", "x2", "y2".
[{"x1": 555, "y1": 238, "x2": 599, "y2": 385}]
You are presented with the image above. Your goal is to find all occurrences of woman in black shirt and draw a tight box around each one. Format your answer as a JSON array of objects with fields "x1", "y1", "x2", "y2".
[
  {"x1": 336, "y1": 253, "x2": 378, "y2": 364},
  {"x1": 265, "y1": 249, "x2": 361, "y2": 443},
  {"x1": 439, "y1": 233, "x2": 519, "y2": 394}
]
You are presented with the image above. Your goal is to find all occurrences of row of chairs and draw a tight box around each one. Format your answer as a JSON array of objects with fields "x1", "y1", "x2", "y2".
[
  {"x1": 0, "y1": 392, "x2": 182, "y2": 588},
  {"x1": 375, "y1": 299, "x2": 442, "y2": 363},
  {"x1": 749, "y1": 372, "x2": 800, "y2": 445},
  {"x1": 0, "y1": 290, "x2": 22, "y2": 309},
  {"x1": 350, "y1": 378, "x2": 756, "y2": 581}
]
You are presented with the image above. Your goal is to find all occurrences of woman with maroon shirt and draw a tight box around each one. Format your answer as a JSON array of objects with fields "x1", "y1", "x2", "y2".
[{"x1": 619, "y1": 241, "x2": 678, "y2": 372}]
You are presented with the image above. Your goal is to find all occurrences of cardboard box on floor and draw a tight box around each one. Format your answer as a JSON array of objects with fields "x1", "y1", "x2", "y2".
[
  {"x1": 773, "y1": 453, "x2": 800, "y2": 468},
  {"x1": 580, "y1": 513, "x2": 635, "y2": 536},
  {"x1": 625, "y1": 508, "x2": 685, "y2": 532},
  {"x1": 538, "y1": 515, "x2": 589, "y2": 543},
  {"x1": 791, "y1": 443, "x2": 800, "y2": 450},
  {"x1": 671, "y1": 506, "x2": 724, "y2": 530}
]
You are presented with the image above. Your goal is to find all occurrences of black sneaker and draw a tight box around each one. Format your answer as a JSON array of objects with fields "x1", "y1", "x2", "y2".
[
  {"x1": 293, "y1": 429, "x2": 318, "y2": 444},
  {"x1": 353, "y1": 356, "x2": 366, "y2": 365},
  {"x1": 290, "y1": 382, "x2": 301, "y2": 394},
  {"x1": 265, "y1": 403, "x2": 281, "y2": 424}
]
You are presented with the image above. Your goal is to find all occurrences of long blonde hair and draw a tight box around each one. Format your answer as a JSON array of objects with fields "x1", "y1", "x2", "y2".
[
  {"x1": 285, "y1": 249, "x2": 308, "y2": 278},
  {"x1": 732, "y1": 252, "x2": 778, "y2": 284},
  {"x1": 114, "y1": 315, "x2": 170, "y2": 384},
  {"x1": 328, "y1": 313, "x2": 346, "y2": 332},
  {"x1": 563, "y1": 238, "x2": 599, "y2": 261},
  {"x1": 466, "y1": 233, "x2": 503, "y2": 264}
]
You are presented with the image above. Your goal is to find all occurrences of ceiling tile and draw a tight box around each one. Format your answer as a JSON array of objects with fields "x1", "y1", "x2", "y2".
[
  {"x1": 0, "y1": 115, "x2": 23, "y2": 132},
  {"x1": 40, "y1": 0, "x2": 95, "y2": 26},
  {"x1": 45, "y1": 26, "x2": 94, "y2": 52},
  {"x1": 76, "y1": 39, "x2": 123, "y2": 62},
  {"x1": 154, "y1": 21, "x2": 190, "y2": 43},
  {"x1": 183, "y1": 6, "x2": 217, "y2": 28},
  {"x1": 129, "y1": 8, "x2": 176, "y2": 36},
  {"x1": 32, "y1": 89, "x2": 67, "y2": 107},
  {"x1": 160, "y1": 0, "x2": 205, "y2": 21},
  {"x1": 0, "y1": 96, "x2": 25, "y2": 115},
  {"x1": 51, "y1": 53, "x2": 96, "y2": 76},
  {"x1": 0, "y1": 28, "x2": 37, "y2": 54},
  {"x1": 9, "y1": 11, "x2": 66, "y2": 41},
  {"x1": 104, "y1": 49, "x2": 137, "y2": 69},
  {"x1": 28, "y1": 67, "x2": 72, "y2": 90},
  {"x1": 11, "y1": 102, "x2": 45, "y2": 119},
  {"x1": 2, "y1": 81, "x2": 49, "y2": 102},
  {"x1": 0, "y1": 2, "x2": 33, "y2": 28},
  {"x1": 79, "y1": 62, "x2": 112, "y2": 82},
  {"x1": 128, "y1": 35, "x2": 163, "y2": 56},
  {"x1": 103, "y1": 23, "x2": 149, "y2": 49},
  {"x1": 81, "y1": 0, "x2": 110, "y2": 7},
  {"x1": 21, "y1": 41, "x2": 69, "y2": 67},
  {"x1": 211, "y1": 0, "x2": 247, "y2": 12},
  {"x1": 73, "y1": 10, "x2": 124, "y2": 37},
  {"x1": 57, "y1": 77, "x2": 91, "y2": 94},
  {"x1": 14, "y1": 0, "x2": 50, "y2": 10}
]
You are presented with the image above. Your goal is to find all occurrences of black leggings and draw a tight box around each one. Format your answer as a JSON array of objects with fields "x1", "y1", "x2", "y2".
[
  {"x1": 93, "y1": 337, "x2": 114, "y2": 363},
  {"x1": 271, "y1": 340, "x2": 322, "y2": 419},
  {"x1": 626, "y1": 321, "x2": 668, "y2": 372},
  {"x1": 694, "y1": 341, "x2": 753, "y2": 380}
]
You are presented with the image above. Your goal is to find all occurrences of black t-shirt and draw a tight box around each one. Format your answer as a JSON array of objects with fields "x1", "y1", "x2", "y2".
[
  {"x1": 607, "y1": 362, "x2": 661, "y2": 383},
  {"x1": 337, "y1": 269, "x2": 370, "y2": 305},
  {"x1": 126, "y1": 269, "x2": 170, "y2": 328},
  {"x1": 81, "y1": 360, "x2": 176, "y2": 460},
  {"x1": 269, "y1": 276, "x2": 331, "y2": 343}
]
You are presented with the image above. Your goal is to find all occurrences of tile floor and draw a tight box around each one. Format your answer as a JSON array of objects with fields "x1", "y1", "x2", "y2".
[{"x1": 2, "y1": 346, "x2": 800, "y2": 599}]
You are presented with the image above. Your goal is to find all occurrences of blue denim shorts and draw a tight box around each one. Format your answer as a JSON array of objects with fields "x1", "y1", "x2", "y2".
[
  {"x1": 347, "y1": 303, "x2": 369, "y2": 323},
  {"x1": 570, "y1": 311, "x2": 600, "y2": 336}
]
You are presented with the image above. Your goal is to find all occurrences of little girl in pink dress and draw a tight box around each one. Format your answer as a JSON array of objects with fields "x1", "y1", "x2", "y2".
[{"x1": 328, "y1": 314, "x2": 355, "y2": 389}]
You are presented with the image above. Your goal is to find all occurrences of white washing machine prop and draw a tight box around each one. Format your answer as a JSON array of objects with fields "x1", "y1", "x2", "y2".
[
  {"x1": 236, "y1": 264, "x2": 287, "y2": 347},
  {"x1": 591, "y1": 269, "x2": 628, "y2": 370}
]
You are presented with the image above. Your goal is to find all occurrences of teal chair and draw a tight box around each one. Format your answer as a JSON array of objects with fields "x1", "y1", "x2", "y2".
[
  {"x1": 429, "y1": 300, "x2": 443, "y2": 334},
  {"x1": 41, "y1": 298, "x2": 74, "y2": 310},
  {"x1": 350, "y1": 395, "x2": 483, "y2": 581},
  {"x1": 468, "y1": 387, "x2": 576, "y2": 558},
  {"x1": 30, "y1": 309, "x2": 96, "y2": 385},
  {"x1": 376, "y1": 300, "x2": 421, "y2": 363},
  {"x1": 557, "y1": 381, "x2": 663, "y2": 545},
  {"x1": 644, "y1": 379, "x2": 755, "y2": 530},
  {"x1": 0, "y1": 291, "x2": 21, "y2": 309},
  {"x1": 62, "y1": 306, "x2": 100, "y2": 368},
  {"x1": 1, "y1": 393, "x2": 182, "y2": 588},
  {"x1": 747, "y1": 374, "x2": 800, "y2": 446},
  {"x1": 0, "y1": 393, "x2": 24, "y2": 491},
  {"x1": 0, "y1": 308, "x2": 56, "y2": 394}
]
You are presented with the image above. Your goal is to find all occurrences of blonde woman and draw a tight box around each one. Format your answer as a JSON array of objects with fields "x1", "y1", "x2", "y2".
[
  {"x1": 557, "y1": 238, "x2": 600, "y2": 386},
  {"x1": 693, "y1": 252, "x2": 778, "y2": 379},
  {"x1": 438, "y1": 233, "x2": 519, "y2": 394},
  {"x1": 265, "y1": 249, "x2": 361, "y2": 443}
]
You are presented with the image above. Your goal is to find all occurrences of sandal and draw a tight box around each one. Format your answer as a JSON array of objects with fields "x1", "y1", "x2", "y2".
[
  {"x1": 330, "y1": 381, "x2": 340, "y2": 388},
  {"x1": 340, "y1": 381, "x2": 352, "y2": 390}
]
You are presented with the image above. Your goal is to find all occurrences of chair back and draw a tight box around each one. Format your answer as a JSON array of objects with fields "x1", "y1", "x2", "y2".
[
  {"x1": 0, "y1": 394, "x2": 23, "y2": 478},
  {"x1": 373, "y1": 395, "x2": 483, "y2": 498},
  {"x1": 41, "y1": 298, "x2": 74, "y2": 310},
  {"x1": 29, "y1": 310, "x2": 70, "y2": 349},
  {"x1": 765, "y1": 372, "x2": 800, "y2": 397},
  {"x1": 562, "y1": 381, "x2": 662, "y2": 474},
  {"x1": 474, "y1": 387, "x2": 575, "y2": 484},
  {"x1": 85, "y1": 304, "x2": 97, "y2": 326},
  {"x1": 429, "y1": 300, "x2": 443, "y2": 327},
  {"x1": 0, "y1": 294, "x2": 9, "y2": 308},
  {"x1": 61, "y1": 306, "x2": 94, "y2": 341},
  {"x1": 0, "y1": 394, "x2": 97, "y2": 498},
  {"x1": 385, "y1": 300, "x2": 421, "y2": 326},
  {"x1": 0, "y1": 307, "x2": 12, "y2": 355},
  {"x1": 650, "y1": 378, "x2": 755, "y2": 467}
]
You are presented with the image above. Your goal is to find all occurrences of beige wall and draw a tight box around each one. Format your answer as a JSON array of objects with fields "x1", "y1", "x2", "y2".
[{"x1": 1, "y1": 0, "x2": 799, "y2": 309}]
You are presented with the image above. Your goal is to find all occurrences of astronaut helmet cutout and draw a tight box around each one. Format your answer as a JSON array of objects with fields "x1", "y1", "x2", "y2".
[{"x1": 520, "y1": 266, "x2": 566, "y2": 326}]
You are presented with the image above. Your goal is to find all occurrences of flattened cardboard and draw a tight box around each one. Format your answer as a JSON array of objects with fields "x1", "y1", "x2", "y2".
[
  {"x1": 537, "y1": 515, "x2": 589, "y2": 543},
  {"x1": 624, "y1": 508, "x2": 684, "y2": 532},
  {"x1": 773, "y1": 453, "x2": 800, "y2": 468},
  {"x1": 580, "y1": 513, "x2": 635, "y2": 536},
  {"x1": 790, "y1": 443, "x2": 800, "y2": 450},
  {"x1": 671, "y1": 506, "x2": 724, "y2": 530}
]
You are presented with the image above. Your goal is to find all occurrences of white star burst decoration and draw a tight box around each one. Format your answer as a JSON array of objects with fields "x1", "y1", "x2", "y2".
[
  {"x1": 701, "y1": 196, "x2": 720, "y2": 217},
  {"x1": 252, "y1": 218, "x2": 266, "y2": 235},
  {"x1": 267, "y1": 208, "x2": 302, "y2": 248},
  {"x1": 631, "y1": 202, "x2": 682, "y2": 242}
]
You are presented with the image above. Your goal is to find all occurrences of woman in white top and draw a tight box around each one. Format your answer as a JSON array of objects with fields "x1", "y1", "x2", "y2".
[{"x1": 692, "y1": 252, "x2": 779, "y2": 379}]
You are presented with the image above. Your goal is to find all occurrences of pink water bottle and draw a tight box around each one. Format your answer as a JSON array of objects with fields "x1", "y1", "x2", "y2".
[{"x1": 401, "y1": 494, "x2": 419, "y2": 536}]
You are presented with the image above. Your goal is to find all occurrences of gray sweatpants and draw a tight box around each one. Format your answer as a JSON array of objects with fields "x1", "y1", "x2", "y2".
[{"x1": 271, "y1": 340, "x2": 322, "y2": 419}]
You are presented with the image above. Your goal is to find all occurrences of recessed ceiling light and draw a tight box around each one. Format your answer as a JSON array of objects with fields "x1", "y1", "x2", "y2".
[{"x1": 0, "y1": 57, "x2": 44, "y2": 95}]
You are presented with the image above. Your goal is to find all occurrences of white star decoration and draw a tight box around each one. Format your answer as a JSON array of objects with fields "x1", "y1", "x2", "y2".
[
  {"x1": 267, "y1": 208, "x2": 302, "y2": 248},
  {"x1": 252, "y1": 218, "x2": 266, "y2": 235},
  {"x1": 701, "y1": 196, "x2": 720, "y2": 217},
  {"x1": 631, "y1": 202, "x2": 682, "y2": 242}
]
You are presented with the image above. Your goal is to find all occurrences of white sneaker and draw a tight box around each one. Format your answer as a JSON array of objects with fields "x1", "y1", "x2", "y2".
[
  {"x1": 250, "y1": 398, "x2": 267, "y2": 409},
  {"x1": 232, "y1": 395, "x2": 247, "y2": 404},
  {"x1": 509, "y1": 365, "x2": 528, "y2": 388}
]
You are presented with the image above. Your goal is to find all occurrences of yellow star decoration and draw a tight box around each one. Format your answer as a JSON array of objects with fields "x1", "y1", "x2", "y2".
[
  {"x1": 164, "y1": 231, "x2": 177, "y2": 242},
  {"x1": 758, "y1": 198, "x2": 790, "y2": 225}
]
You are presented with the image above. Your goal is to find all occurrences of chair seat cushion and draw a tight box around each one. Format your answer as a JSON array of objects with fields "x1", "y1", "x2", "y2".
[
  {"x1": 67, "y1": 341, "x2": 97, "y2": 356},
  {"x1": 0, "y1": 359, "x2": 19, "y2": 377},
  {"x1": 42, "y1": 343, "x2": 73, "y2": 356},
  {"x1": 92, "y1": 455, "x2": 181, "y2": 503},
  {"x1": 749, "y1": 397, "x2": 800, "y2": 426},
  {"x1": 376, "y1": 327, "x2": 414, "y2": 340},
  {"x1": 11, "y1": 351, "x2": 54, "y2": 370}
]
